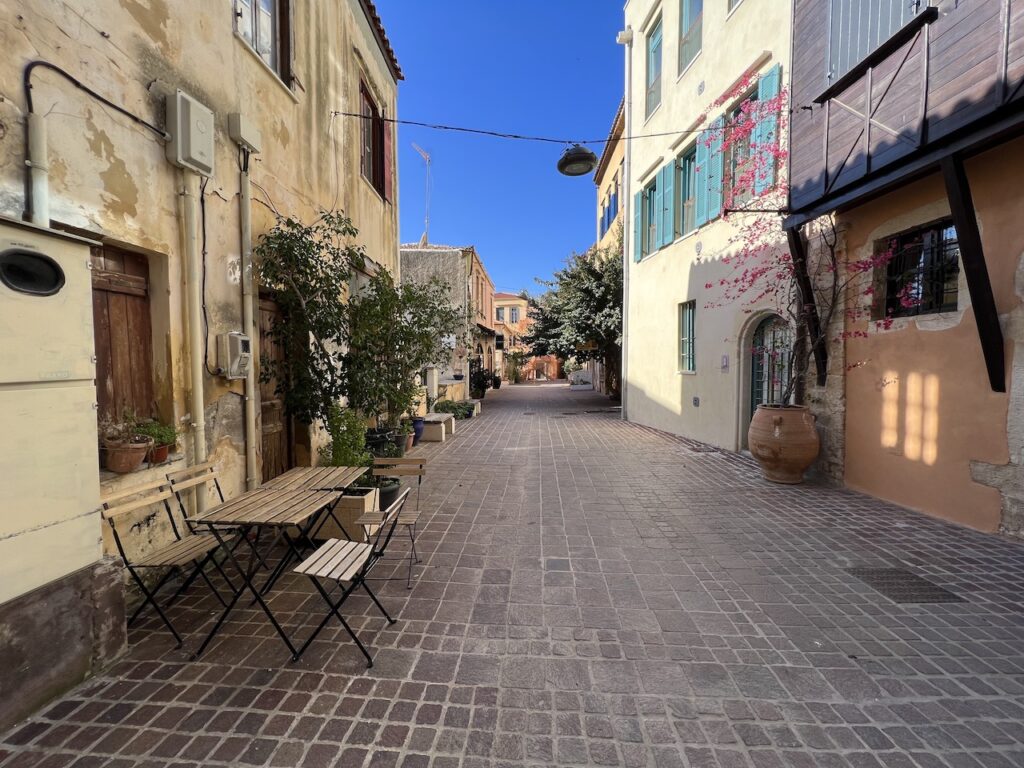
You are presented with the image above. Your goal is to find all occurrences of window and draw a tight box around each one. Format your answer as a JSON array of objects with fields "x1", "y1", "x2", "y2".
[
  {"x1": 91, "y1": 246, "x2": 156, "y2": 425},
  {"x1": 643, "y1": 178, "x2": 658, "y2": 256},
  {"x1": 828, "y1": 0, "x2": 927, "y2": 82},
  {"x1": 679, "y1": 301, "x2": 696, "y2": 372},
  {"x1": 510, "y1": 307, "x2": 520, "y2": 323},
  {"x1": 880, "y1": 220, "x2": 960, "y2": 319},
  {"x1": 679, "y1": 0, "x2": 703, "y2": 72},
  {"x1": 496, "y1": 307, "x2": 505, "y2": 322},
  {"x1": 677, "y1": 147, "x2": 698, "y2": 236},
  {"x1": 646, "y1": 17, "x2": 663, "y2": 118},
  {"x1": 728, "y1": 0, "x2": 743, "y2": 11},
  {"x1": 360, "y1": 83, "x2": 393, "y2": 200},
  {"x1": 235, "y1": 0, "x2": 292, "y2": 81},
  {"x1": 725, "y1": 92, "x2": 757, "y2": 208}
]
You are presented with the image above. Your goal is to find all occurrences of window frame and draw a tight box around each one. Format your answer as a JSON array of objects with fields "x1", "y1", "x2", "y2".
[
  {"x1": 360, "y1": 82, "x2": 387, "y2": 198},
  {"x1": 642, "y1": 177, "x2": 658, "y2": 257},
  {"x1": 510, "y1": 307, "x2": 520, "y2": 324},
  {"x1": 679, "y1": 0, "x2": 703, "y2": 74},
  {"x1": 724, "y1": 91, "x2": 758, "y2": 209},
  {"x1": 676, "y1": 145, "x2": 698, "y2": 237},
  {"x1": 877, "y1": 218, "x2": 960, "y2": 320},
  {"x1": 645, "y1": 16, "x2": 664, "y2": 118},
  {"x1": 234, "y1": 0, "x2": 293, "y2": 85},
  {"x1": 679, "y1": 300, "x2": 696, "y2": 373}
]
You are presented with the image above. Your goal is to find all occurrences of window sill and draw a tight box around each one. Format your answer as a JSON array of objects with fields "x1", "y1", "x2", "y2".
[
  {"x1": 677, "y1": 369, "x2": 697, "y2": 376},
  {"x1": 643, "y1": 102, "x2": 662, "y2": 126},
  {"x1": 234, "y1": 32, "x2": 299, "y2": 104},
  {"x1": 360, "y1": 174, "x2": 391, "y2": 205},
  {"x1": 677, "y1": 51, "x2": 702, "y2": 82}
]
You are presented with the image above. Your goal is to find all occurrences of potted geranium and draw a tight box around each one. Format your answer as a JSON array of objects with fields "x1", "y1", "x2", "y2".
[
  {"x1": 100, "y1": 414, "x2": 153, "y2": 474},
  {"x1": 135, "y1": 420, "x2": 177, "y2": 464}
]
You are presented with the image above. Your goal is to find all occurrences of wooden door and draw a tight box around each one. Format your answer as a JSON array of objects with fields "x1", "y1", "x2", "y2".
[{"x1": 259, "y1": 296, "x2": 294, "y2": 482}]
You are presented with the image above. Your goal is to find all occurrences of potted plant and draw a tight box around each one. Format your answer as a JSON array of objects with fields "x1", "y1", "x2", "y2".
[
  {"x1": 492, "y1": 374, "x2": 501, "y2": 390},
  {"x1": 400, "y1": 419, "x2": 415, "y2": 452},
  {"x1": 135, "y1": 420, "x2": 177, "y2": 464},
  {"x1": 469, "y1": 366, "x2": 491, "y2": 399},
  {"x1": 99, "y1": 414, "x2": 153, "y2": 474}
]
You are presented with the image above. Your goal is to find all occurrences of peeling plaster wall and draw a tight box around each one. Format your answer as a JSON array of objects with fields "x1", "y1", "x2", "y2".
[
  {"x1": 840, "y1": 137, "x2": 1024, "y2": 533},
  {"x1": 0, "y1": 1, "x2": 399, "y2": 567}
]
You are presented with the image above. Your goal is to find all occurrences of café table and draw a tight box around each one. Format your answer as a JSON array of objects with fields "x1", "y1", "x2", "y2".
[
  {"x1": 191, "y1": 488, "x2": 341, "y2": 660},
  {"x1": 264, "y1": 466, "x2": 370, "y2": 540}
]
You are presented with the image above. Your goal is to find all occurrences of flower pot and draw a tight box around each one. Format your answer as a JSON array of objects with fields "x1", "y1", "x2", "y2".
[
  {"x1": 453, "y1": 373, "x2": 464, "y2": 380},
  {"x1": 103, "y1": 437, "x2": 153, "y2": 474},
  {"x1": 365, "y1": 428, "x2": 394, "y2": 455},
  {"x1": 492, "y1": 376, "x2": 501, "y2": 389},
  {"x1": 747, "y1": 405, "x2": 820, "y2": 484},
  {"x1": 378, "y1": 481, "x2": 401, "y2": 510},
  {"x1": 405, "y1": 433, "x2": 414, "y2": 451},
  {"x1": 147, "y1": 443, "x2": 171, "y2": 464},
  {"x1": 412, "y1": 417, "x2": 425, "y2": 445}
]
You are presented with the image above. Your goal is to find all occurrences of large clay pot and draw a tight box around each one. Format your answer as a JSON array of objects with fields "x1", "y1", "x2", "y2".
[
  {"x1": 103, "y1": 437, "x2": 153, "y2": 474},
  {"x1": 748, "y1": 405, "x2": 820, "y2": 484}
]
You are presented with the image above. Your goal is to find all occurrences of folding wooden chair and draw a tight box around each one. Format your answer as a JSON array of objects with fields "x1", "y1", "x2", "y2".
[
  {"x1": 372, "y1": 457, "x2": 426, "y2": 588},
  {"x1": 166, "y1": 462, "x2": 225, "y2": 531},
  {"x1": 293, "y1": 488, "x2": 411, "y2": 666},
  {"x1": 101, "y1": 480, "x2": 235, "y2": 648}
]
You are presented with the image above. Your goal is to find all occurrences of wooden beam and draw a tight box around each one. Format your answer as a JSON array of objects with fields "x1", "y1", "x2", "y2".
[
  {"x1": 940, "y1": 155, "x2": 1006, "y2": 393},
  {"x1": 786, "y1": 227, "x2": 828, "y2": 387}
]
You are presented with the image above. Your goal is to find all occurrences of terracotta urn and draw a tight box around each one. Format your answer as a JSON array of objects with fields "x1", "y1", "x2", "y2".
[{"x1": 747, "y1": 405, "x2": 820, "y2": 484}]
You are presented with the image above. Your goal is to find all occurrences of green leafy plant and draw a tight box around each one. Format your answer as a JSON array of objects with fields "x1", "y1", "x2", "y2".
[
  {"x1": 134, "y1": 421, "x2": 177, "y2": 447},
  {"x1": 434, "y1": 399, "x2": 474, "y2": 419},
  {"x1": 317, "y1": 404, "x2": 371, "y2": 467},
  {"x1": 254, "y1": 211, "x2": 365, "y2": 426},
  {"x1": 343, "y1": 271, "x2": 462, "y2": 429},
  {"x1": 469, "y1": 366, "x2": 492, "y2": 398},
  {"x1": 98, "y1": 410, "x2": 149, "y2": 446}
]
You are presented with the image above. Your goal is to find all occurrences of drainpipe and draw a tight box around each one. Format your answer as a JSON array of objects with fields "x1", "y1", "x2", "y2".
[
  {"x1": 26, "y1": 113, "x2": 49, "y2": 226},
  {"x1": 239, "y1": 156, "x2": 259, "y2": 490},
  {"x1": 617, "y1": 27, "x2": 634, "y2": 420},
  {"x1": 181, "y1": 171, "x2": 208, "y2": 513}
]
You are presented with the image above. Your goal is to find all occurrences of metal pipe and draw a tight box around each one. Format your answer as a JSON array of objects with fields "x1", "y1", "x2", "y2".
[
  {"x1": 181, "y1": 172, "x2": 208, "y2": 513},
  {"x1": 618, "y1": 27, "x2": 634, "y2": 420},
  {"x1": 239, "y1": 163, "x2": 259, "y2": 490},
  {"x1": 26, "y1": 113, "x2": 49, "y2": 226}
]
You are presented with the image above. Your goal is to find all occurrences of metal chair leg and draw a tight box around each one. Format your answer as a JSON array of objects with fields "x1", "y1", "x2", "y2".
[
  {"x1": 129, "y1": 567, "x2": 177, "y2": 625},
  {"x1": 126, "y1": 566, "x2": 182, "y2": 647},
  {"x1": 360, "y1": 579, "x2": 396, "y2": 625}
]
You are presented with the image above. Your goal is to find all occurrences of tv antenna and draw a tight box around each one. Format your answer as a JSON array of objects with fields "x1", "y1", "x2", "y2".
[{"x1": 412, "y1": 142, "x2": 431, "y2": 244}]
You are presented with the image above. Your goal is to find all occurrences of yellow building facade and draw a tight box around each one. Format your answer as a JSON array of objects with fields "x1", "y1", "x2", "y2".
[{"x1": 623, "y1": 0, "x2": 792, "y2": 450}]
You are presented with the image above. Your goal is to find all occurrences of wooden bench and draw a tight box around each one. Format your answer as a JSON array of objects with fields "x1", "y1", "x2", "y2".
[{"x1": 421, "y1": 412, "x2": 455, "y2": 442}]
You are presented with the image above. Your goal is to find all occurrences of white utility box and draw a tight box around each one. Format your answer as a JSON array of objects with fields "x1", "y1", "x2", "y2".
[
  {"x1": 166, "y1": 89, "x2": 215, "y2": 176},
  {"x1": 217, "y1": 331, "x2": 252, "y2": 380}
]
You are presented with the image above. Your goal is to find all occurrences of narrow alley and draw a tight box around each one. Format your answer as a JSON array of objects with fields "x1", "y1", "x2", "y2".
[{"x1": 4, "y1": 383, "x2": 1024, "y2": 768}]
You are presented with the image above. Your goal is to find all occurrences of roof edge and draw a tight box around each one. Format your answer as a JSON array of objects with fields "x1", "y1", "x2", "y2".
[{"x1": 358, "y1": 0, "x2": 404, "y2": 82}]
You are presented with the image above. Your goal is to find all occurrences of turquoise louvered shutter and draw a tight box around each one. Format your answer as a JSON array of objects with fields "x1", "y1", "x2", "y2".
[
  {"x1": 633, "y1": 191, "x2": 643, "y2": 261},
  {"x1": 754, "y1": 64, "x2": 782, "y2": 195},
  {"x1": 661, "y1": 160, "x2": 676, "y2": 247},
  {"x1": 694, "y1": 130, "x2": 710, "y2": 227},
  {"x1": 706, "y1": 116, "x2": 725, "y2": 220},
  {"x1": 652, "y1": 176, "x2": 664, "y2": 251}
]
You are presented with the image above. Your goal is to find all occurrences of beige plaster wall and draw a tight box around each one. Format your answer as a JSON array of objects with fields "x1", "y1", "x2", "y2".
[
  {"x1": 624, "y1": 0, "x2": 792, "y2": 450},
  {"x1": 840, "y1": 137, "x2": 1024, "y2": 532},
  {"x1": 0, "y1": 1, "x2": 400, "y2": 570}
]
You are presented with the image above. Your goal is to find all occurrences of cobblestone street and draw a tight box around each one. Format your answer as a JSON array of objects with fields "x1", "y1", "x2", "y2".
[{"x1": 5, "y1": 383, "x2": 1024, "y2": 768}]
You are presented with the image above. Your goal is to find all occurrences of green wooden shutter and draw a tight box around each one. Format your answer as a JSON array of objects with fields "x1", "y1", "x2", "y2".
[
  {"x1": 633, "y1": 191, "x2": 643, "y2": 262},
  {"x1": 661, "y1": 160, "x2": 675, "y2": 247},
  {"x1": 754, "y1": 64, "x2": 782, "y2": 195},
  {"x1": 707, "y1": 116, "x2": 725, "y2": 220},
  {"x1": 694, "y1": 131, "x2": 710, "y2": 227},
  {"x1": 652, "y1": 177, "x2": 664, "y2": 251}
]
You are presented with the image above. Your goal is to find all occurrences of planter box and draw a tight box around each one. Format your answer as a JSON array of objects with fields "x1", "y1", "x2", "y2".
[
  {"x1": 422, "y1": 413, "x2": 455, "y2": 442},
  {"x1": 312, "y1": 487, "x2": 378, "y2": 542}
]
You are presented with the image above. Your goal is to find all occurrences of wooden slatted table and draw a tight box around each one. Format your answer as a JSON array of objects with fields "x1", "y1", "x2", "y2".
[
  {"x1": 191, "y1": 488, "x2": 342, "y2": 660},
  {"x1": 264, "y1": 466, "x2": 367, "y2": 492}
]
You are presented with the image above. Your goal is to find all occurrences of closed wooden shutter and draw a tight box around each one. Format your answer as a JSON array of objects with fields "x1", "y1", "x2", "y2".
[
  {"x1": 706, "y1": 116, "x2": 725, "y2": 220},
  {"x1": 91, "y1": 246, "x2": 155, "y2": 423},
  {"x1": 633, "y1": 191, "x2": 643, "y2": 261},
  {"x1": 660, "y1": 160, "x2": 676, "y2": 247},
  {"x1": 695, "y1": 130, "x2": 711, "y2": 227},
  {"x1": 754, "y1": 64, "x2": 782, "y2": 195},
  {"x1": 383, "y1": 109, "x2": 394, "y2": 202}
]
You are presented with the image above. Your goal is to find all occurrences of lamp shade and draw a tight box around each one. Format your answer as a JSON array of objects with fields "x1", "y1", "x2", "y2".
[{"x1": 557, "y1": 144, "x2": 598, "y2": 176}]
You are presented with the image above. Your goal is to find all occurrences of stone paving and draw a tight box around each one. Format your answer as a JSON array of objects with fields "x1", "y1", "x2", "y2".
[{"x1": 5, "y1": 383, "x2": 1024, "y2": 768}]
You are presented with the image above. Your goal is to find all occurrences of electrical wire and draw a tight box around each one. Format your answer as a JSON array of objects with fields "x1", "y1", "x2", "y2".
[
  {"x1": 330, "y1": 110, "x2": 712, "y2": 146},
  {"x1": 23, "y1": 60, "x2": 169, "y2": 139}
]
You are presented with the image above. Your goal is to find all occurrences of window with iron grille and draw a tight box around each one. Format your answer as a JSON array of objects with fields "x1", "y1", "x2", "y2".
[
  {"x1": 828, "y1": 0, "x2": 927, "y2": 83},
  {"x1": 679, "y1": 301, "x2": 696, "y2": 372},
  {"x1": 880, "y1": 219, "x2": 960, "y2": 319},
  {"x1": 646, "y1": 17, "x2": 663, "y2": 118}
]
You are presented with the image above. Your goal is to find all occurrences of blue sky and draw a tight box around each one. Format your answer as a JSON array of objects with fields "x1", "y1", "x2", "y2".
[{"x1": 375, "y1": 2, "x2": 624, "y2": 294}]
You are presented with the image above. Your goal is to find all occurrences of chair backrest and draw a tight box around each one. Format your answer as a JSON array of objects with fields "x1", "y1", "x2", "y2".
[
  {"x1": 371, "y1": 457, "x2": 426, "y2": 478},
  {"x1": 368, "y1": 488, "x2": 410, "y2": 560},
  {"x1": 101, "y1": 481, "x2": 177, "y2": 563},
  {"x1": 166, "y1": 461, "x2": 224, "y2": 519}
]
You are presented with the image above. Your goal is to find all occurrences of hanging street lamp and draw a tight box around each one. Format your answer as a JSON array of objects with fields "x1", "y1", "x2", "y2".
[{"x1": 557, "y1": 144, "x2": 598, "y2": 176}]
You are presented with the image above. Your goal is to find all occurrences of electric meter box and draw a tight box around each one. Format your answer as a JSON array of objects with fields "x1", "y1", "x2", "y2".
[
  {"x1": 166, "y1": 89, "x2": 215, "y2": 176},
  {"x1": 217, "y1": 331, "x2": 251, "y2": 380}
]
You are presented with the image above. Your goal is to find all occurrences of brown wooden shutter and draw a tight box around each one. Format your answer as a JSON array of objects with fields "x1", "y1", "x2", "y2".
[
  {"x1": 91, "y1": 246, "x2": 155, "y2": 423},
  {"x1": 383, "y1": 110, "x2": 394, "y2": 202}
]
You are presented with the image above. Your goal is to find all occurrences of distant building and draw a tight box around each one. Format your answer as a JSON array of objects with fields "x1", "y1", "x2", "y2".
[
  {"x1": 493, "y1": 292, "x2": 562, "y2": 382},
  {"x1": 400, "y1": 244, "x2": 496, "y2": 382}
]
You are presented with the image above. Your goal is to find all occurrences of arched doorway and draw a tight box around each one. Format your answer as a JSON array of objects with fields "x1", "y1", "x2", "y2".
[{"x1": 749, "y1": 315, "x2": 794, "y2": 418}]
